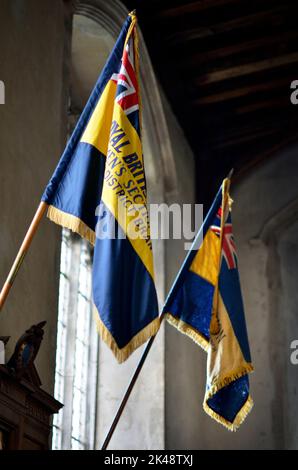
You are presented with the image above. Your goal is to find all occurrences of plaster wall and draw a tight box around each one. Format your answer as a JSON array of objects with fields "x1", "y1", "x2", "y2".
[
  {"x1": 0, "y1": 0, "x2": 70, "y2": 394},
  {"x1": 165, "y1": 145, "x2": 298, "y2": 449}
]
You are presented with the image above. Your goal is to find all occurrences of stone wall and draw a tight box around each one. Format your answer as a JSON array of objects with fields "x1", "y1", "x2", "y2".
[
  {"x1": 164, "y1": 144, "x2": 298, "y2": 450},
  {"x1": 0, "y1": 0, "x2": 71, "y2": 394}
]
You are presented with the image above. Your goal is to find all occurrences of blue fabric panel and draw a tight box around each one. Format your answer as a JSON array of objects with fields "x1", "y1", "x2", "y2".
[
  {"x1": 167, "y1": 271, "x2": 214, "y2": 340},
  {"x1": 48, "y1": 143, "x2": 106, "y2": 232},
  {"x1": 219, "y1": 260, "x2": 251, "y2": 363},
  {"x1": 207, "y1": 375, "x2": 250, "y2": 423},
  {"x1": 92, "y1": 206, "x2": 159, "y2": 349}
]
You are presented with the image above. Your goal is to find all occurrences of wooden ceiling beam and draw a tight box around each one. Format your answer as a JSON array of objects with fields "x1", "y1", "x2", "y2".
[
  {"x1": 164, "y1": 62, "x2": 297, "y2": 103},
  {"x1": 212, "y1": 127, "x2": 281, "y2": 149},
  {"x1": 235, "y1": 96, "x2": 289, "y2": 115},
  {"x1": 175, "y1": 30, "x2": 298, "y2": 68},
  {"x1": 196, "y1": 52, "x2": 298, "y2": 84},
  {"x1": 123, "y1": 0, "x2": 298, "y2": 179},
  {"x1": 194, "y1": 77, "x2": 292, "y2": 105},
  {"x1": 166, "y1": 5, "x2": 291, "y2": 43},
  {"x1": 199, "y1": 118, "x2": 297, "y2": 147},
  {"x1": 157, "y1": 0, "x2": 241, "y2": 17},
  {"x1": 189, "y1": 105, "x2": 298, "y2": 129},
  {"x1": 212, "y1": 114, "x2": 297, "y2": 140}
]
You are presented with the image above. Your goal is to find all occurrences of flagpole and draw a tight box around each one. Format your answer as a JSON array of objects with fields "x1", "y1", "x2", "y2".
[
  {"x1": 0, "y1": 201, "x2": 48, "y2": 311},
  {"x1": 101, "y1": 169, "x2": 234, "y2": 450}
]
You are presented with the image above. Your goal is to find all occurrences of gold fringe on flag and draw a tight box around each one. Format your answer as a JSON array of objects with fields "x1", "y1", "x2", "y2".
[
  {"x1": 204, "y1": 363, "x2": 254, "y2": 431},
  {"x1": 206, "y1": 363, "x2": 254, "y2": 397},
  {"x1": 166, "y1": 309, "x2": 254, "y2": 431},
  {"x1": 94, "y1": 309, "x2": 160, "y2": 363},
  {"x1": 165, "y1": 313, "x2": 209, "y2": 352},
  {"x1": 203, "y1": 395, "x2": 254, "y2": 432},
  {"x1": 47, "y1": 205, "x2": 96, "y2": 245}
]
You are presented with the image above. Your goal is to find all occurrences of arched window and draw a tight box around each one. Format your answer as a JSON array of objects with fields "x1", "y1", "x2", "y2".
[{"x1": 52, "y1": 230, "x2": 98, "y2": 449}]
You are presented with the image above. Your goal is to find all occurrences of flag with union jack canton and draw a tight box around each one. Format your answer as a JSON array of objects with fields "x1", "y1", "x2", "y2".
[
  {"x1": 42, "y1": 12, "x2": 159, "y2": 362},
  {"x1": 164, "y1": 178, "x2": 254, "y2": 430}
]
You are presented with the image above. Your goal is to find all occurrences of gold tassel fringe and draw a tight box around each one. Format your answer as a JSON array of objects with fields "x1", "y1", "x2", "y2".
[
  {"x1": 204, "y1": 364, "x2": 254, "y2": 431},
  {"x1": 47, "y1": 205, "x2": 96, "y2": 245},
  {"x1": 166, "y1": 311, "x2": 254, "y2": 431},
  {"x1": 165, "y1": 313, "x2": 209, "y2": 352},
  {"x1": 205, "y1": 363, "x2": 254, "y2": 399},
  {"x1": 203, "y1": 395, "x2": 254, "y2": 432},
  {"x1": 94, "y1": 310, "x2": 160, "y2": 363}
]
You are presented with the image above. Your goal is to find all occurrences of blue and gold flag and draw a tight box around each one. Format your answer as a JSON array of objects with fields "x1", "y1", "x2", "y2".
[
  {"x1": 164, "y1": 178, "x2": 254, "y2": 430},
  {"x1": 42, "y1": 12, "x2": 159, "y2": 362}
]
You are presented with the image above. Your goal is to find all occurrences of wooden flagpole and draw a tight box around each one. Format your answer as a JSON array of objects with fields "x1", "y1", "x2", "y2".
[
  {"x1": 101, "y1": 169, "x2": 234, "y2": 450},
  {"x1": 0, "y1": 201, "x2": 48, "y2": 311}
]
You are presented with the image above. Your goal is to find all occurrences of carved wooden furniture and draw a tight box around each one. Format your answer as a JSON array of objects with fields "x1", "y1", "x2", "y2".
[{"x1": 0, "y1": 364, "x2": 62, "y2": 450}]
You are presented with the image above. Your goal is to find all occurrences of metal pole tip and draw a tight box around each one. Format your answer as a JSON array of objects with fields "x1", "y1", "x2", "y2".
[{"x1": 226, "y1": 168, "x2": 234, "y2": 180}]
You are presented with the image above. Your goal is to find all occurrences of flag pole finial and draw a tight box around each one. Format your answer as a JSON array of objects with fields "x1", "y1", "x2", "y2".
[{"x1": 227, "y1": 168, "x2": 234, "y2": 180}]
